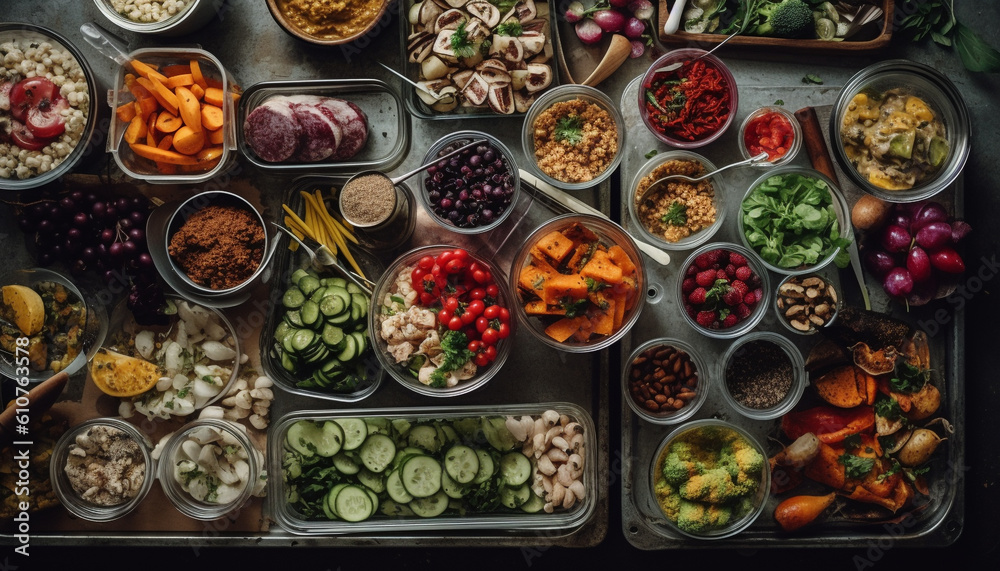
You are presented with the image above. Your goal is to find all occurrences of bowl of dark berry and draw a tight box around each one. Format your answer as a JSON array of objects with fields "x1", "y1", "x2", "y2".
[
  {"x1": 417, "y1": 131, "x2": 519, "y2": 235},
  {"x1": 677, "y1": 242, "x2": 769, "y2": 339},
  {"x1": 720, "y1": 331, "x2": 805, "y2": 420}
]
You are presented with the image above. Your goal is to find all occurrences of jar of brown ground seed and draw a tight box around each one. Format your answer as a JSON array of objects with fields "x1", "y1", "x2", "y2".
[
  {"x1": 338, "y1": 171, "x2": 414, "y2": 251},
  {"x1": 720, "y1": 331, "x2": 806, "y2": 420}
]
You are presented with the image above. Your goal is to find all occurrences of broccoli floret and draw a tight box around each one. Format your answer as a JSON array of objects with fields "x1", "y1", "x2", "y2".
[
  {"x1": 755, "y1": 0, "x2": 814, "y2": 38},
  {"x1": 676, "y1": 500, "x2": 733, "y2": 534},
  {"x1": 679, "y1": 467, "x2": 741, "y2": 504},
  {"x1": 654, "y1": 480, "x2": 681, "y2": 520},
  {"x1": 733, "y1": 439, "x2": 765, "y2": 475},
  {"x1": 661, "y1": 450, "x2": 703, "y2": 486}
]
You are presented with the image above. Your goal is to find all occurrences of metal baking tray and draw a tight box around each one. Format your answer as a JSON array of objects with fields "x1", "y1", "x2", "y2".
[
  {"x1": 618, "y1": 79, "x2": 964, "y2": 548},
  {"x1": 657, "y1": 0, "x2": 894, "y2": 54}
]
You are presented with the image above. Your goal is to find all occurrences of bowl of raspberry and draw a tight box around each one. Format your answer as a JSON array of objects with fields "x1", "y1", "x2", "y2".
[{"x1": 678, "y1": 242, "x2": 770, "y2": 339}]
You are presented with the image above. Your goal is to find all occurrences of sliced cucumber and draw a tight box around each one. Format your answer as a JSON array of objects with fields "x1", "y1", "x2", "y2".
[
  {"x1": 325, "y1": 482, "x2": 350, "y2": 519},
  {"x1": 385, "y1": 469, "x2": 414, "y2": 503},
  {"x1": 300, "y1": 300, "x2": 320, "y2": 327},
  {"x1": 472, "y1": 448, "x2": 496, "y2": 485},
  {"x1": 357, "y1": 468, "x2": 386, "y2": 494},
  {"x1": 407, "y1": 424, "x2": 441, "y2": 453},
  {"x1": 335, "y1": 417, "x2": 368, "y2": 451},
  {"x1": 409, "y1": 490, "x2": 449, "y2": 518},
  {"x1": 332, "y1": 452, "x2": 360, "y2": 475},
  {"x1": 499, "y1": 452, "x2": 532, "y2": 487},
  {"x1": 359, "y1": 433, "x2": 396, "y2": 474},
  {"x1": 520, "y1": 490, "x2": 546, "y2": 513},
  {"x1": 334, "y1": 485, "x2": 373, "y2": 522},
  {"x1": 298, "y1": 275, "x2": 321, "y2": 296},
  {"x1": 499, "y1": 483, "x2": 532, "y2": 509},
  {"x1": 380, "y1": 499, "x2": 414, "y2": 517},
  {"x1": 290, "y1": 268, "x2": 310, "y2": 286},
  {"x1": 441, "y1": 468, "x2": 469, "y2": 499},
  {"x1": 283, "y1": 287, "x2": 306, "y2": 309},
  {"x1": 444, "y1": 445, "x2": 480, "y2": 485},
  {"x1": 400, "y1": 455, "x2": 442, "y2": 498}
]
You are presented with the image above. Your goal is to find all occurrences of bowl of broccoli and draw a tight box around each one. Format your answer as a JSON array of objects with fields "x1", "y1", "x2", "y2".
[{"x1": 649, "y1": 419, "x2": 770, "y2": 539}]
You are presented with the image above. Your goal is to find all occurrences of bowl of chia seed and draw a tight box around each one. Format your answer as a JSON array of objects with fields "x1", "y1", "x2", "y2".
[{"x1": 719, "y1": 331, "x2": 805, "y2": 420}]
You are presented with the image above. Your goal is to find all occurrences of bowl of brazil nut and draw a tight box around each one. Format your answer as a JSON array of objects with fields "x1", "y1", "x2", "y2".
[
  {"x1": 774, "y1": 273, "x2": 841, "y2": 335},
  {"x1": 622, "y1": 338, "x2": 708, "y2": 425}
]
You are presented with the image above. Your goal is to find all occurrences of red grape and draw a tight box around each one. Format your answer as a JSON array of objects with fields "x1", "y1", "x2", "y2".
[
  {"x1": 929, "y1": 247, "x2": 966, "y2": 273},
  {"x1": 915, "y1": 221, "x2": 953, "y2": 250},
  {"x1": 884, "y1": 267, "x2": 914, "y2": 297},
  {"x1": 911, "y1": 201, "x2": 948, "y2": 232},
  {"x1": 907, "y1": 246, "x2": 932, "y2": 283},
  {"x1": 951, "y1": 220, "x2": 972, "y2": 243},
  {"x1": 880, "y1": 224, "x2": 912, "y2": 253}
]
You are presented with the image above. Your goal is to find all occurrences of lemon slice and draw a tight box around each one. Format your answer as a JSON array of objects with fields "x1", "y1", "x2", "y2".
[
  {"x1": 89, "y1": 348, "x2": 162, "y2": 397},
  {"x1": 1, "y1": 284, "x2": 45, "y2": 336}
]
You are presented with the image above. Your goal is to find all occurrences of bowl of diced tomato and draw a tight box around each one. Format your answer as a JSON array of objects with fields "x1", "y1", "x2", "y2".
[
  {"x1": 369, "y1": 245, "x2": 515, "y2": 397},
  {"x1": 509, "y1": 213, "x2": 646, "y2": 353},
  {"x1": 638, "y1": 48, "x2": 738, "y2": 149}
]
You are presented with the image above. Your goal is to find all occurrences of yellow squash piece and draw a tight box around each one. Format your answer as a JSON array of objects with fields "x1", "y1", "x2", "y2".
[
  {"x1": 1, "y1": 285, "x2": 45, "y2": 336},
  {"x1": 89, "y1": 348, "x2": 162, "y2": 397}
]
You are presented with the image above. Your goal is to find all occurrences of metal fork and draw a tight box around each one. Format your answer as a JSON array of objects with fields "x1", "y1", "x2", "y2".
[{"x1": 272, "y1": 223, "x2": 375, "y2": 296}]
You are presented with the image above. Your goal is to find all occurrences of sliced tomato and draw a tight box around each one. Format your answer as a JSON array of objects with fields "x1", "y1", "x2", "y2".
[
  {"x1": 781, "y1": 405, "x2": 875, "y2": 444},
  {"x1": 9, "y1": 77, "x2": 61, "y2": 123},
  {"x1": 9, "y1": 121, "x2": 51, "y2": 151},
  {"x1": 26, "y1": 96, "x2": 67, "y2": 139}
]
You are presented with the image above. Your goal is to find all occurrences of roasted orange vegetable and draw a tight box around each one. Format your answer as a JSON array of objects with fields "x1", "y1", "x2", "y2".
[{"x1": 773, "y1": 493, "x2": 836, "y2": 532}]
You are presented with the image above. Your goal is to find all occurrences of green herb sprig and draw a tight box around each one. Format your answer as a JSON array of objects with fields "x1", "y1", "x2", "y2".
[
  {"x1": 554, "y1": 115, "x2": 584, "y2": 145},
  {"x1": 899, "y1": 0, "x2": 1000, "y2": 72},
  {"x1": 660, "y1": 201, "x2": 688, "y2": 226}
]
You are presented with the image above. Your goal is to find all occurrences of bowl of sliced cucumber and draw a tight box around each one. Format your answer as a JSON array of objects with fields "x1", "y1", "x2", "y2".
[
  {"x1": 262, "y1": 257, "x2": 385, "y2": 403},
  {"x1": 268, "y1": 403, "x2": 597, "y2": 533}
]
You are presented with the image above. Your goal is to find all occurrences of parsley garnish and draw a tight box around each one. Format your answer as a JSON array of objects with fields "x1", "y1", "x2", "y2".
[
  {"x1": 428, "y1": 330, "x2": 474, "y2": 388},
  {"x1": 889, "y1": 361, "x2": 930, "y2": 393},
  {"x1": 450, "y1": 20, "x2": 477, "y2": 59},
  {"x1": 554, "y1": 115, "x2": 584, "y2": 145},
  {"x1": 802, "y1": 74, "x2": 824, "y2": 84},
  {"x1": 839, "y1": 453, "x2": 876, "y2": 479},
  {"x1": 560, "y1": 297, "x2": 589, "y2": 318},
  {"x1": 874, "y1": 397, "x2": 903, "y2": 421},
  {"x1": 495, "y1": 19, "x2": 523, "y2": 37},
  {"x1": 774, "y1": 99, "x2": 785, "y2": 105},
  {"x1": 644, "y1": 149, "x2": 658, "y2": 159},
  {"x1": 842, "y1": 433, "x2": 862, "y2": 450},
  {"x1": 660, "y1": 201, "x2": 688, "y2": 226}
]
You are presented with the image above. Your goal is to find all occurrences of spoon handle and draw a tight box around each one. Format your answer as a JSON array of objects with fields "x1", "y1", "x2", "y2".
[
  {"x1": 79, "y1": 22, "x2": 132, "y2": 67},
  {"x1": 390, "y1": 139, "x2": 487, "y2": 185},
  {"x1": 663, "y1": 0, "x2": 688, "y2": 35}
]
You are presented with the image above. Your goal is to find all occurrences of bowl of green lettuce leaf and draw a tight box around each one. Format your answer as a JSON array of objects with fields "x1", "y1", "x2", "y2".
[{"x1": 738, "y1": 166, "x2": 851, "y2": 276}]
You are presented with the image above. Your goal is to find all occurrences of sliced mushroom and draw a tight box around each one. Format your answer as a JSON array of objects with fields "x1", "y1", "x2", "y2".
[
  {"x1": 463, "y1": 73, "x2": 490, "y2": 106},
  {"x1": 408, "y1": 2, "x2": 423, "y2": 26},
  {"x1": 506, "y1": 0, "x2": 537, "y2": 23},
  {"x1": 430, "y1": 86, "x2": 459, "y2": 112},
  {"x1": 463, "y1": 18, "x2": 489, "y2": 42},
  {"x1": 519, "y1": 30, "x2": 546, "y2": 57},
  {"x1": 408, "y1": 33, "x2": 435, "y2": 63},
  {"x1": 421, "y1": 55, "x2": 454, "y2": 80},
  {"x1": 451, "y1": 69, "x2": 475, "y2": 90},
  {"x1": 521, "y1": 18, "x2": 548, "y2": 34},
  {"x1": 444, "y1": 0, "x2": 468, "y2": 8},
  {"x1": 491, "y1": 34, "x2": 524, "y2": 63},
  {"x1": 488, "y1": 84, "x2": 515, "y2": 114},
  {"x1": 418, "y1": 0, "x2": 445, "y2": 29},
  {"x1": 478, "y1": 65, "x2": 511, "y2": 86},
  {"x1": 523, "y1": 63, "x2": 552, "y2": 93},
  {"x1": 416, "y1": 79, "x2": 455, "y2": 105},
  {"x1": 435, "y1": 8, "x2": 466, "y2": 32},
  {"x1": 433, "y1": 29, "x2": 460, "y2": 63},
  {"x1": 467, "y1": 1, "x2": 501, "y2": 28},
  {"x1": 513, "y1": 89, "x2": 534, "y2": 113},
  {"x1": 510, "y1": 69, "x2": 529, "y2": 90},
  {"x1": 476, "y1": 58, "x2": 508, "y2": 73}
]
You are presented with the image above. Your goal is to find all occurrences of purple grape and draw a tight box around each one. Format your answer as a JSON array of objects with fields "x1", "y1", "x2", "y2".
[
  {"x1": 889, "y1": 212, "x2": 911, "y2": 231},
  {"x1": 950, "y1": 220, "x2": 972, "y2": 243},
  {"x1": 629, "y1": 0, "x2": 655, "y2": 20},
  {"x1": 629, "y1": 39, "x2": 645, "y2": 58},
  {"x1": 884, "y1": 267, "x2": 914, "y2": 297},
  {"x1": 907, "y1": 246, "x2": 932, "y2": 283},
  {"x1": 592, "y1": 9, "x2": 626, "y2": 33},
  {"x1": 907, "y1": 276, "x2": 939, "y2": 306},
  {"x1": 101, "y1": 228, "x2": 115, "y2": 244},
  {"x1": 137, "y1": 252, "x2": 154, "y2": 269},
  {"x1": 109, "y1": 241, "x2": 125, "y2": 262},
  {"x1": 565, "y1": 1, "x2": 586, "y2": 23},
  {"x1": 864, "y1": 249, "x2": 896, "y2": 279},
  {"x1": 624, "y1": 17, "x2": 646, "y2": 39},
  {"x1": 73, "y1": 212, "x2": 89, "y2": 227},
  {"x1": 880, "y1": 224, "x2": 912, "y2": 253},
  {"x1": 911, "y1": 201, "x2": 948, "y2": 232},
  {"x1": 915, "y1": 221, "x2": 953, "y2": 250},
  {"x1": 92, "y1": 201, "x2": 106, "y2": 218},
  {"x1": 128, "y1": 228, "x2": 146, "y2": 244},
  {"x1": 575, "y1": 18, "x2": 604, "y2": 44}
]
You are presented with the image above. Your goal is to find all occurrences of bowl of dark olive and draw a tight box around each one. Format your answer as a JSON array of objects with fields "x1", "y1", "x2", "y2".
[{"x1": 416, "y1": 130, "x2": 520, "y2": 235}]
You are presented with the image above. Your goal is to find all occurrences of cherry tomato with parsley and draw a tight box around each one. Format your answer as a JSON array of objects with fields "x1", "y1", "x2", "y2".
[
  {"x1": 484, "y1": 344, "x2": 497, "y2": 362},
  {"x1": 468, "y1": 340, "x2": 481, "y2": 353},
  {"x1": 499, "y1": 307, "x2": 510, "y2": 323},
  {"x1": 419, "y1": 292, "x2": 436, "y2": 306},
  {"x1": 466, "y1": 299, "x2": 485, "y2": 317},
  {"x1": 442, "y1": 297, "x2": 459, "y2": 312},
  {"x1": 445, "y1": 257, "x2": 467, "y2": 275},
  {"x1": 460, "y1": 309, "x2": 477, "y2": 325},
  {"x1": 481, "y1": 327, "x2": 500, "y2": 346},
  {"x1": 451, "y1": 248, "x2": 469, "y2": 262},
  {"x1": 448, "y1": 315, "x2": 464, "y2": 331},
  {"x1": 437, "y1": 250, "x2": 454, "y2": 267}
]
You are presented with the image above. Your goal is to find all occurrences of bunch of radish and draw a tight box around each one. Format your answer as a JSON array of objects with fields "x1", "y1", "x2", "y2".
[{"x1": 566, "y1": 0, "x2": 655, "y2": 58}]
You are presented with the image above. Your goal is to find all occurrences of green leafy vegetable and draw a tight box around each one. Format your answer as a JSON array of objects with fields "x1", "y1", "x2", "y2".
[
  {"x1": 495, "y1": 18, "x2": 523, "y2": 37},
  {"x1": 899, "y1": 0, "x2": 1000, "y2": 72},
  {"x1": 428, "y1": 330, "x2": 475, "y2": 388},
  {"x1": 554, "y1": 115, "x2": 584, "y2": 145},
  {"x1": 450, "y1": 20, "x2": 477, "y2": 59},
  {"x1": 889, "y1": 361, "x2": 930, "y2": 393},
  {"x1": 774, "y1": 99, "x2": 785, "y2": 105},
  {"x1": 645, "y1": 149, "x2": 659, "y2": 159},
  {"x1": 838, "y1": 453, "x2": 876, "y2": 479},
  {"x1": 660, "y1": 201, "x2": 688, "y2": 226},
  {"x1": 802, "y1": 73, "x2": 823, "y2": 84},
  {"x1": 740, "y1": 172, "x2": 852, "y2": 270},
  {"x1": 874, "y1": 397, "x2": 904, "y2": 421}
]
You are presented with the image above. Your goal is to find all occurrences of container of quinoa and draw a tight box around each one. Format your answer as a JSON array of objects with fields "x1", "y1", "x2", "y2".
[
  {"x1": 93, "y1": 0, "x2": 219, "y2": 36},
  {"x1": 0, "y1": 24, "x2": 98, "y2": 191}
]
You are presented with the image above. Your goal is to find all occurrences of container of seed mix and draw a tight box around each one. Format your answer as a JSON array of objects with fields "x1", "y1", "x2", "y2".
[{"x1": 720, "y1": 332, "x2": 805, "y2": 420}]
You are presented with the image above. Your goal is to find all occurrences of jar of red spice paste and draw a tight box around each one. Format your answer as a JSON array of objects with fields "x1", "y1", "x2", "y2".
[
  {"x1": 638, "y1": 49, "x2": 739, "y2": 149},
  {"x1": 738, "y1": 106, "x2": 802, "y2": 166}
]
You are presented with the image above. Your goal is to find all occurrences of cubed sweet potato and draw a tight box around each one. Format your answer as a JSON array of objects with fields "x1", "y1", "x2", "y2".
[
  {"x1": 541, "y1": 274, "x2": 588, "y2": 305},
  {"x1": 544, "y1": 316, "x2": 588, "y2": 343},
  {"x1": 607, "y1": 245, "x2": 637, "y2": 276},
  {"x1": 580, "y1": 249, "x2": 624, "y2": 285},
  {"x1": 535, "y1": 230, "x2": 575, "y2": 263},
  {"x1": 518, "y1": 264, "x2": 551, "y2": 295}
]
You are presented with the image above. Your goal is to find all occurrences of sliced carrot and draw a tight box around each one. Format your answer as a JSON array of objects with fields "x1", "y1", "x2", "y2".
[
  {"x1": 189, "y1": 83, "x2": 205, "y2": 100},
  {"x1": 174, "y1": 86, "x2": 202, "y2": 131},
  {"x1": 205, "y1": 77, "x2": 224, "y2": 90},
  {"x1": 157, "y1": 133, "x2": 174, "y2": 151},
  {"x1": 189, "y1": 59, "x2": 207, "y2": 88},
  {"x1": 203, "y1": 86, "x2": 224, "y2": 107},
  {"x1": 172, "y1": 125, "x2": 205, "y2": 155},
  {"x1": 165, "y1": 73, "x2": 194, "y2": 89},
  {"x1": 116, "y1": 102, "x2": 136, "y2": 123},
  {"x1": 128, "y1": 143, "x2": 198, "y2": 165},
  {"x1": 197, "y1": 146, "x2": 224, "y2": 163},
  {"x1": 160, "y1": 64, "x2": 192, "y2": 77},
  {"x1": 136, "y1": 76, "x2": 179, "y2": 116},
  {"x1": 180, "y1": 157, "x2": 219, "y2": 172},
  {"x1": 123, "y1": 114, "x2": 147, "y2": 144},
  {"x1": 136, "y1": 95, "x2": 159, "y2": 121},
  {"x1": 155, "y1": 161, "x2": 179, "y2": 175},
  {"x1": 146, "y1": 112, "x2": 159, "y2": 147},
  {"x1": 207, "y1": 127, "x2": 225, "y2": 145},
  {"x1": 131, "y1": 59, "x2": 168, "y2": 83},
  {"x1": 127, "y1": 79, "x2": 151, "y2": 101},
  {"x1": 155, "y1": 112, "x2": 183, "y2": 133},
  {"x1": 201, "y1": 104, "x2": 224, "y2": 131}
]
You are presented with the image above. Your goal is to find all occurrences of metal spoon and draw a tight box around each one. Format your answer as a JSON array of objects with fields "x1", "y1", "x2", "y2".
[
  {"x1": 272, "y1": 223, "x2": 375, "y2": 296},
  {"x1": 654, "y1": 25, "x2": 743, "y2": 74},
  {"x1": 376, "y1": 61, "x2": 452, "y2": 102},
  {"x1": 339, "y1": 139, "x2": 486, "y2": 227},
  {"x1": 644, "y1": 153, "x2": 769, "y2": 192}
]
